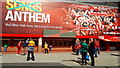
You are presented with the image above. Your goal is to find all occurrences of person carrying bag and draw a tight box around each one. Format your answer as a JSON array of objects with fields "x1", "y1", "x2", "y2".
[{"x1": 81, "y1": 39, "x2": 89, "y2": 66}]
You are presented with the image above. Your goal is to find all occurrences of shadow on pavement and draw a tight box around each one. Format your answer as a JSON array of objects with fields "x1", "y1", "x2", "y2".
[
  {"x1": 111, "y1": 54, "x2": 120, "y2": 56},
  {"x1": 63, "y1": 58, "x2": 91, "y2": 66}
]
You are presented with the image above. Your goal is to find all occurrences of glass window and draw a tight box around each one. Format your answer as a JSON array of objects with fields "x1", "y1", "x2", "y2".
[{"x1": 59, "y1": 41, "x2": 62, "y2": 45}]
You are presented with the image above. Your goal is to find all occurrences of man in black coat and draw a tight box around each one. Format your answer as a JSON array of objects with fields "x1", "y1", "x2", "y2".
[{"x1": 88, "y1": 38, "x2": 95, "y2": 66}]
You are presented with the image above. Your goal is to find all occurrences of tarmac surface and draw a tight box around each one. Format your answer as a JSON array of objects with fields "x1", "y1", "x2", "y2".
[{"x1": 0, "y1": 51, "x2": 119, "y2": 68}]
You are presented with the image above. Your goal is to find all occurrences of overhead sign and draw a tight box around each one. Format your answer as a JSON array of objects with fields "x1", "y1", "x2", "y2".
[
  {"x1": 5, "y1": 0, "x2": 50, "y2": 23},
  {"x1": 99, "y1": 36, "x2": 120, "y2": 42}
]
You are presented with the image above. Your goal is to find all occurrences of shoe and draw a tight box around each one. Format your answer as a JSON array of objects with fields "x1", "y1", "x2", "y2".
[
  {"x1": 16, "y1": 55, "x2": 20, "y2": 56},
  {"x1": 76, "y1": 54, "x2": 78, "y2": 55},
  {"x1": 16, "y1": 54, "x2": 19, "y2": 56},
  {"x1": 23, "y1": 54, "x2": 26, "y2": 55},
  {"x1": 22, "y1": 54, "x2": 26, "y2": 56},
  {"x1": 26, "y1": 59, "x2": 30, "y2": 61},
  {"x1": 85, "y1": 62, "x2": 87, "y2": 65},
  {"x1": 95, "y1": 56, "x2": 97, "y2": 57}
]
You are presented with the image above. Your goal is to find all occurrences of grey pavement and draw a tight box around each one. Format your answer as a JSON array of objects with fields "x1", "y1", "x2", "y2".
[{"x1": 0, "y1": 51, "x2": 119, "y2": 67}]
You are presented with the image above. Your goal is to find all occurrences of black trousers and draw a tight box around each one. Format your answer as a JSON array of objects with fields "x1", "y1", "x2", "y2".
[
  {"x1": 76, "y1": 49, "x2": 79, "y2": 55},
  {"x1": 81, "y1": 51, "x2": 87, "y2": 65},
  {"x1": 89, "y1": 52, "x2": 95, "y2": 66},
  {"x1": 27, "y1": 51, "x2": 35, "y2": 61},
  {"x1": 45, "y1": 49, "x2": 49, "y2": 53}
]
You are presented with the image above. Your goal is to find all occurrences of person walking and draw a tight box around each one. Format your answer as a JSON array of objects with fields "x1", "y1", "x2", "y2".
[
  {"x1": 4, "y1": 44, "x2": 8, "y2": 52},
  {"x1": 16, "y1": 41, "x2": 22, "y2": 56},
  {"x1": 44, "y1": 42, "x2": 49, "y2": 54},
  {"x1": 88, "y1": 38, "x2": 95, "y2": 66},
  {"x1": 94, "y1": 39, "x2": 100, "y2": 55},
  {"x1": 22, "y1": 41, "x2": 26, "y2": 55},
  {"x1": 49, "y1": 44, "x2": 52, "y2": 52},
  {"x1": 75, "y1": 38, "x2": 81, "y2": 55},
  {"x1": 81, "y1": 39, "x2": 89, "y2": 66},
  {"x1": 76, "y1": 42, "x2": 81, "y2": 55},
  {"x1": 26, "y1": 38, "x2": 35, "y2": 61},
  {"x1": 23, "y1": 38, "x2": 29, "y2": 55},
  {"x1": 94, "y1": 41, "x2": 98, "y2": 57}
]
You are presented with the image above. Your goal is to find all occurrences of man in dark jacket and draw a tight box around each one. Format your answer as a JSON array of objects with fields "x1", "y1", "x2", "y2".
[
  {"x1": 22, "y1": 41, "x2": 26, "y2": 55},
  {"x1": 88, "y1": 38, "x2": 95, "y2": 66},
  {"x1": 22, "y1": 38, "x2": 29, "y2": 55}
]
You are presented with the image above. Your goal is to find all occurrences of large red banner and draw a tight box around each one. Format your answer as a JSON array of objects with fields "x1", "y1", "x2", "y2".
[{"x1": 2, "y1": 0, "x2": 120, "y2": 37}]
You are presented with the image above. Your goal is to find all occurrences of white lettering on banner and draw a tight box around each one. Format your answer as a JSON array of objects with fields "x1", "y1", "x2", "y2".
[
  {"x1": 103, "y1": 32, "x2": 120, "y2": 35},
  {"x1": 5, "y1": 23, "x2": 11, "y2": 26},
  {"x1": 5, "y1": 10, "x2": 50, "y2": 23},
  {"x1": 22, "y1": 12, "x2": 29, "y2": 22},
  {"x1": 4, "y1": 23, "x2": 63, "y2": 29},
  {"x1": 29, "y1": 12, "x2": 36, "y2": 22},
  {"x1": 12, "y1": 23, "x2": 19, "y2": 27},
  {"x1": 14, "y1": 11, "x2": 22, "y2": 21},
  {"x1": 42, "y1": 14, "x2": 50, "y2": 23},
  {"x1": 99, "y1": 36, "x2": 104, "y2": 39},
  {"x1": 36, "y1": 13, "x2": 42, "y2": 22},
  {"x1": 5, "y1": 10, "x2": 13, "y2": 21}
]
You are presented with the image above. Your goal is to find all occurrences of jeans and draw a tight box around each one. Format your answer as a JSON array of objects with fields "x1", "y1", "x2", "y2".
[
  {"x1": 23, "y1": 47, "x2": 26, "y2": 54},
  {"x1": 97, "y1": 48, "x2": 100, "y2": 54},
  {"x1": 94, "y1": 48, "x2": 98, "y2": 57},
  {"x1": 89, "y1": 52, "x2": 95, "y2": 66},
  {"x1": 76, "y1": 49, "x2": 79, "y2": 55},
  {"x1": 4, "y1": 47, "x2": 7, "y2": 52},
  {"x1": 49, "y1": 47, "x2": 52, "y2": 51},
  {"x1": 81, "y1": 51, "x2": 87, "y2": 65}
]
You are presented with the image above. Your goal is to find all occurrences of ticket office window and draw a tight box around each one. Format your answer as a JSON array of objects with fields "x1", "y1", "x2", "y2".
[
  {"x1": 54, "y1": 41, "x2": 59, "y2": 46},
  {"x1": 2, "y1": 40, "x2": 9, "y2": 47},
  {"x1": 53, "y1": 40, "x2": 71, "y2": 47},
  {"x1": 59, "y1": 41, "x2": 62, "y2": 46},
  {"x1": 43, "y1": 38, "x2": 74, "y2": 47}
]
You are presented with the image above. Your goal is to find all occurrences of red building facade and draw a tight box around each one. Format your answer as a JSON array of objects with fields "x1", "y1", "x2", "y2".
[{"x1": 1, "y1": 0, "x2": 120, "y2": 52}]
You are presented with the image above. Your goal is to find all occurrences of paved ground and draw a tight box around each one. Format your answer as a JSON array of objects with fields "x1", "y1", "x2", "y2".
[{"x1": 0, "y1": 51, "x2": 119, "y2": 67}]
